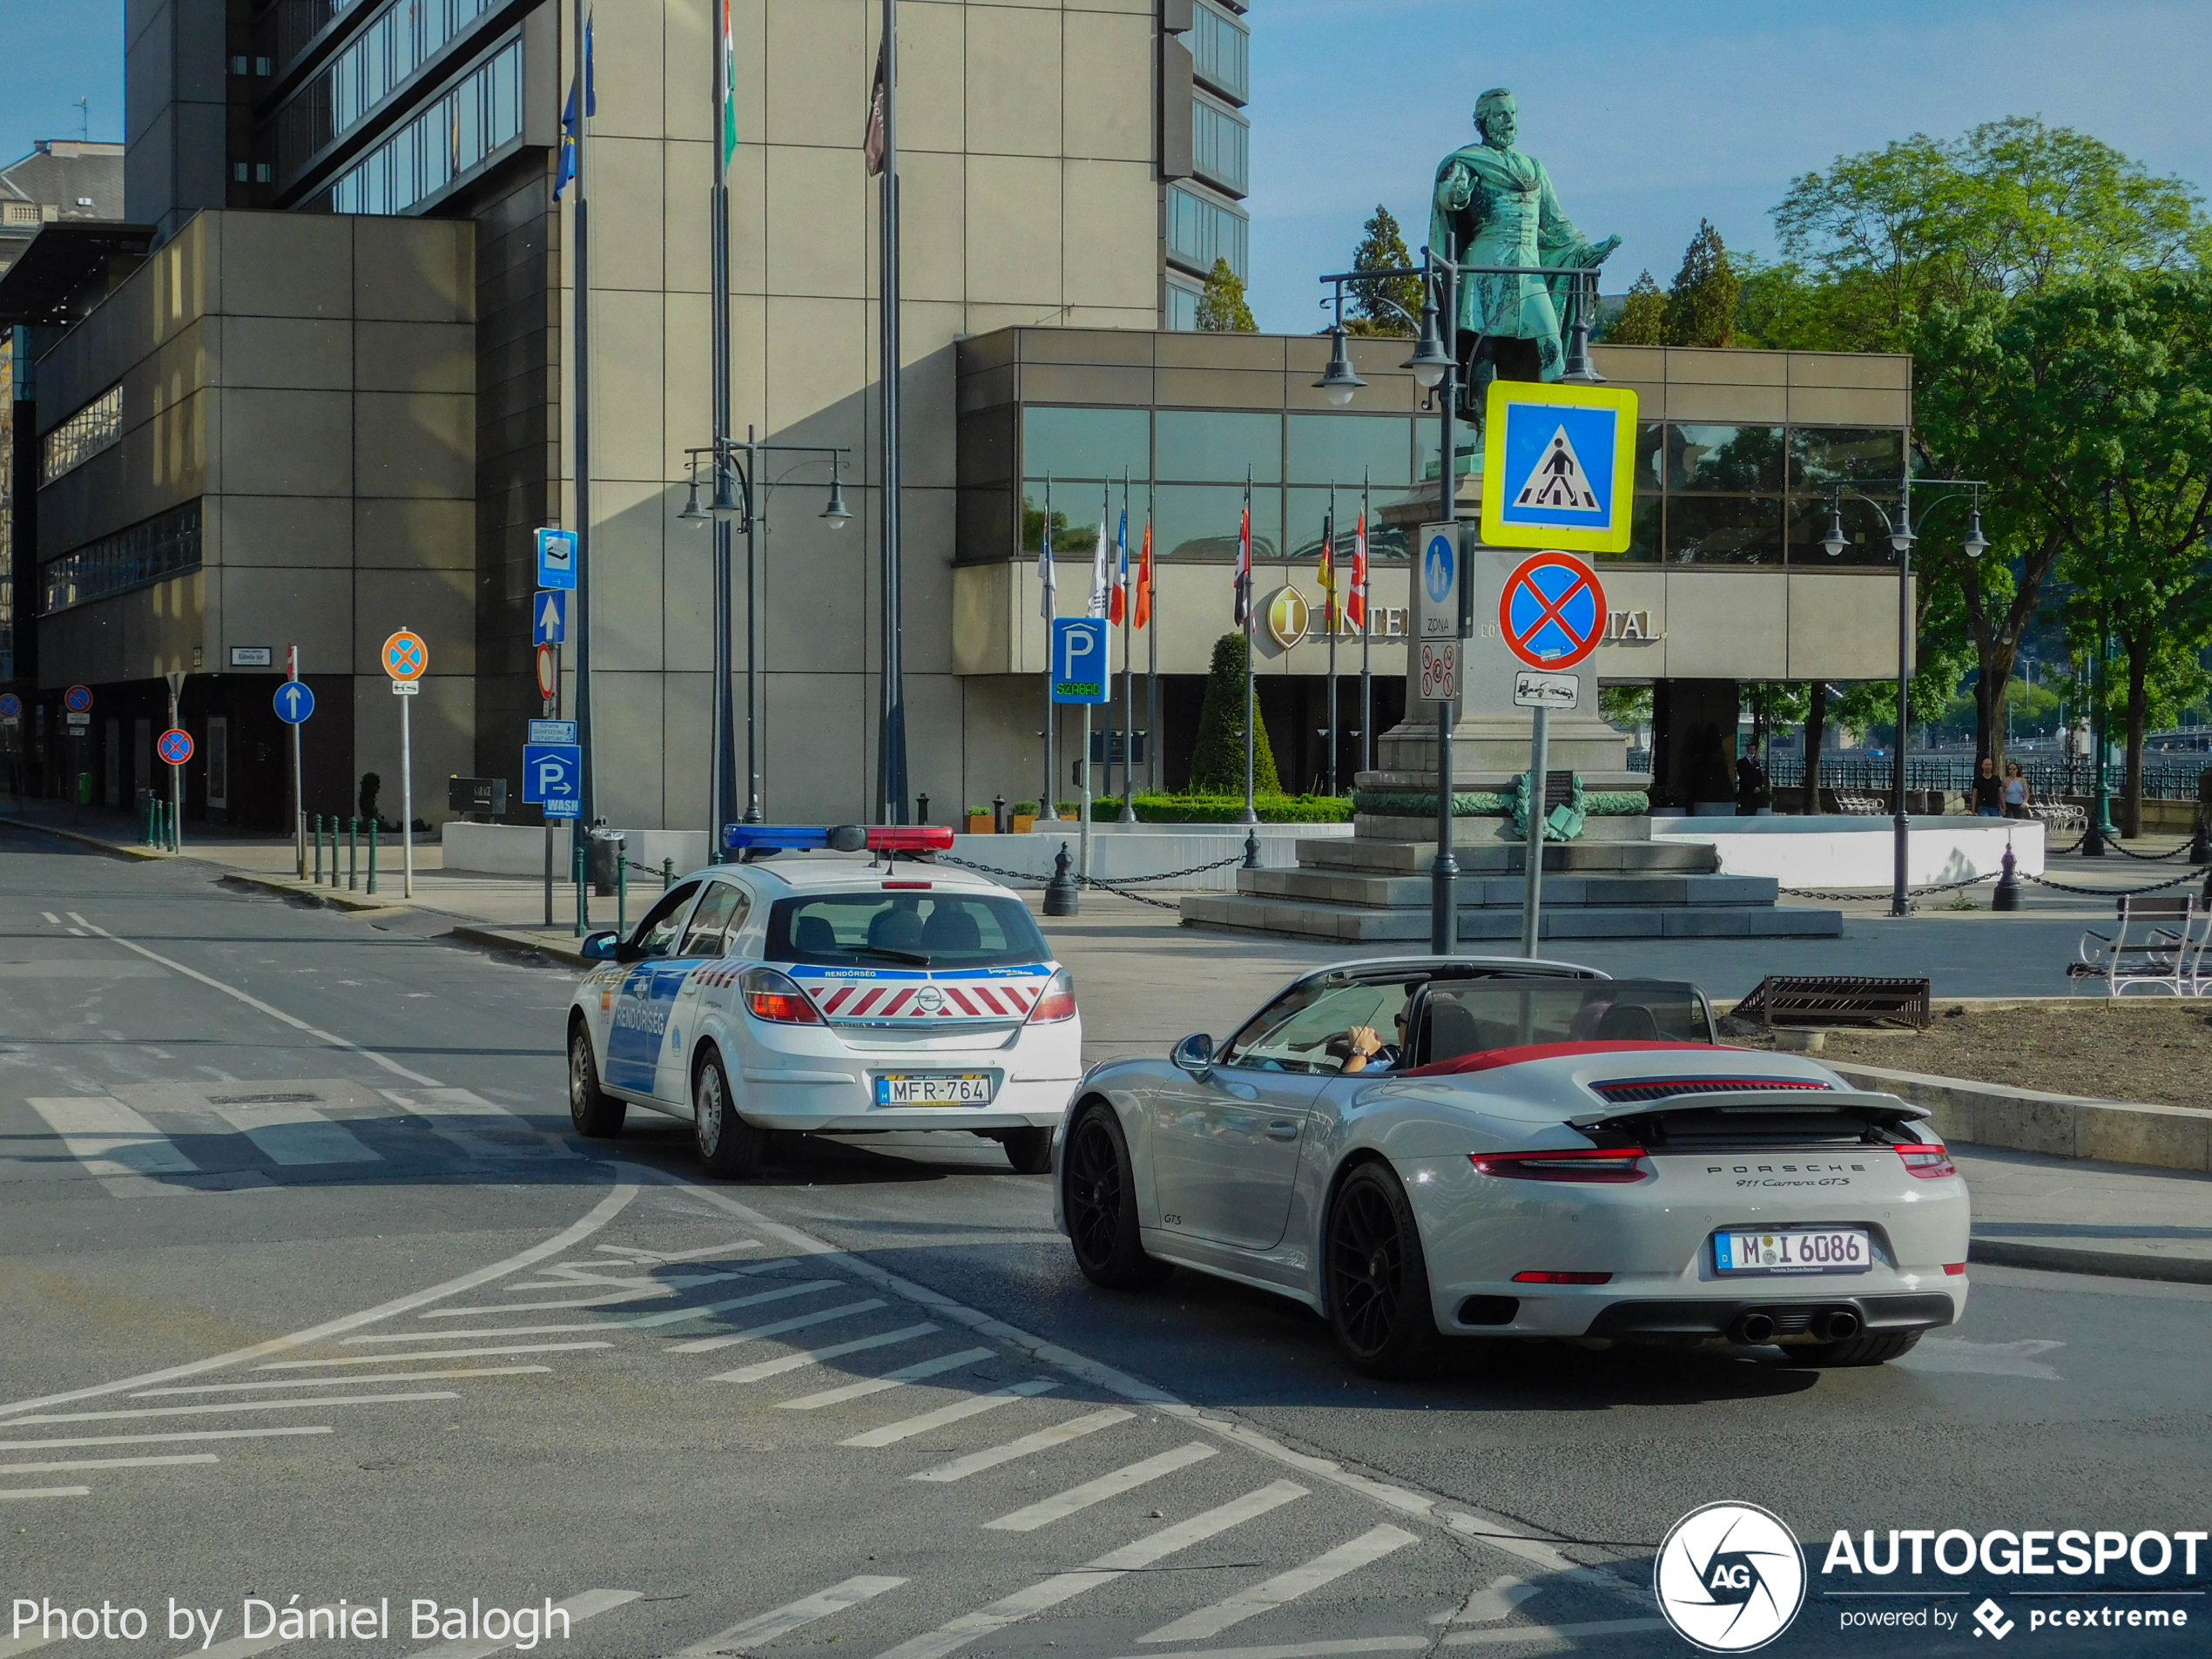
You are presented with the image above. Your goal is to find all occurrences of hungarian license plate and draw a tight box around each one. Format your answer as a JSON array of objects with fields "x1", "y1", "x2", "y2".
[
  {"x1": 1715, "y1": 1228, "x2": 1871, "y2": 1275},
  {"x1": 875, "y1": 1073, "x2": 995, "y2": 1106}
]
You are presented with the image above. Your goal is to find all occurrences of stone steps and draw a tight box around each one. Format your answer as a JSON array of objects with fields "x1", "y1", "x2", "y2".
[
  {"x1": 1181, "y1": 892, "x2": 1847, "y2": 943},
  {"x1": 1239, "y1": 867, "x2": 1779, "y2": 910},
  {"x1": 1296, "y1": 837, "x2": 1717, "y2": 875}
]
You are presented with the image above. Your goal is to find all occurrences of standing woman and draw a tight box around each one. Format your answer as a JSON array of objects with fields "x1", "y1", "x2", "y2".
[{"x1": 2002, "y1": 761, "x2": 2030, "y2": 819}]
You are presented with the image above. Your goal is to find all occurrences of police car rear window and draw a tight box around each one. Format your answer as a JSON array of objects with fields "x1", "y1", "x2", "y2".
[{"x1": 766, "y1": 892, "x2": 1049, "y2": 969}]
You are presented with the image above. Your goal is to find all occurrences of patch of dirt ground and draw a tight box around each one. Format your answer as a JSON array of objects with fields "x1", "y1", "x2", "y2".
[{"x1": 1720, "y1": 1001, "x2": 2212, "y2": 1111}]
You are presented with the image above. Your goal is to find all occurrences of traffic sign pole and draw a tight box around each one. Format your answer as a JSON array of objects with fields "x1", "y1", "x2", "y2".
[
  {"x1": 288, "y1": 646, "x2": 304, "y2": 877},
  {"x1": 1521, "y1": 705, "x2": 1549, "y2": 959},
  {"x1": 400, "y1": 683, "x2": 414, "y2": 898},
  {"x1": 165, "y1": 671, "x2": 185, "y2": 853}
]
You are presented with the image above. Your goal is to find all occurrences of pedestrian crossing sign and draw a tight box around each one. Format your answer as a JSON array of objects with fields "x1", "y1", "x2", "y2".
[{"x1": 1479, "y1": 380, "x2": 1639, "y2": 554}]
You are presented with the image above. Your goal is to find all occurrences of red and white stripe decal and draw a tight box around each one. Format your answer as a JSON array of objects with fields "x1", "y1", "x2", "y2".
[{"x1": 792, "y1": 978, "x2": 1044, "y2": 1020}]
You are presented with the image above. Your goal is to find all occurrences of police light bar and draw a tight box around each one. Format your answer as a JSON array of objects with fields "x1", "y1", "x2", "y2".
[{"x1": 720, "y1": 823, "x2": 954, "y2": 853}]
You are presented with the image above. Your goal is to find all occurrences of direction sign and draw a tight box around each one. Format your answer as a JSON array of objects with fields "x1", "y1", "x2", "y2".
[
  {"x1": 523, "y1": 742, "x2": 583, "y2": 809},
  {"x1": 529, "y1": 718, "x2": 577, "y2": 745},
  {"x1": 382, "y1": 629, "x2": 428, "y2": 681},
  {"x1": 1050, "y1": 617, "x2": 1109, "y2": 704},
  {"x1": 64, "y1": 685, "x2": 93, "y2": 713},
  {"x1": 1419, "y1": 531, "x2": 1460, "y2": 638},
  {"x1": 273, "y1": 680, "x2": 316, "y2": 725},
  {"x1": 532, "y1": 589, "x2": 568, "y2": 645},
  {"x1": 1513, "y1": 670, "x2": 1579, "y2": 711},
  {"x1": 1497, "y1": 551, "x2": 1606, "y2": 671},
  {"x1": 0, "y1": 694, "x2": 19, "y2": 718},
  {"x1": 157, "y1": 727, "x2": 194, "y2": 765},
  {"x1": 535, "y1": 643, "x2": 557, "y2": 701},
  {"x1": 1415, "y1": 640, "x2": 1459, "y2": 705},
  {"x1": 65, "y1": 712, "x2": 90, "y2": 730},
  {"x1": 535, "y1": 527, "x2": 578, "y2": 591},
  {"x1": 1480, "y1": 381, "x2": 1638, "y2": 555}
]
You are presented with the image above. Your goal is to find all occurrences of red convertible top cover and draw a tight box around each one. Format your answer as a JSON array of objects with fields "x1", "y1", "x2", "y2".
[{"x1": 1397, "y1": 1039, "x2": 1723, "y2": 1079}]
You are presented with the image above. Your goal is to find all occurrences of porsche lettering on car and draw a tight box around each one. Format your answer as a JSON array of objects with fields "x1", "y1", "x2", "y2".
[
  {"x1": 565, "y1": 826, "x2": 1081, "y2": 1176},
  {"x1": 1052, "y1": 956, "x2": 1968, "y2": 1376}
]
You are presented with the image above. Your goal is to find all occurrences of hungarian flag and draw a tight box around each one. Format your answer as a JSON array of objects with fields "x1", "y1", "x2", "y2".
[
  {"x1": 1347, "y1": 510, "x2": 1369, "y2": 631},
  {"x1": 1317, "y1": 509, "x2": 1336, "y2": 625},
  {"x1": 1232, "y1": 500, "x2": 1252, "y2": 628},
  {"x1": 863, "y1": 35, "x2": 888, "y2": 176},
  {"x1": 1109, "y1": 507, "x2": 1129, "y2": 624},
  {"x1": 718, "y1": 0, "x2": 738, "y2": 173},
  {"x1": 1133, "y1": 519, "x2": 1154, "y2": 630}
]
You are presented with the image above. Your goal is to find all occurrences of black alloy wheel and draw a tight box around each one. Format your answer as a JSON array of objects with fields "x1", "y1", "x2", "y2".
[
  {"x1": 568, "y1": 1022, "x2": 626, "y2": 1138},
  {"x1": 692, "y1": 1049, "x2": 765, "y2": 1178},
  {"x1": 1063, "y1": 1104, "x2": 1171, "y2": 1289},
  {"x1": 1325, "y1": 1162, "x2": 1439, "y2": 1378}
]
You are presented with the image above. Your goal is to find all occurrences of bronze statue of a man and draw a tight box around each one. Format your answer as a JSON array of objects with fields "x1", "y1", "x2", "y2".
[{"x1": 1429, "y1": 87, "x2": 1620, "y2": 398}]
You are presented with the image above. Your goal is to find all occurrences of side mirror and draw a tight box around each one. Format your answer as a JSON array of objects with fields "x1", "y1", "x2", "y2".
[
  {"x1": 580, "y1": 931, "x2": 620, "y2": 962},
  {"x1": 1170, "y1": 1032, "x2": 1214, "y2": 1074}
]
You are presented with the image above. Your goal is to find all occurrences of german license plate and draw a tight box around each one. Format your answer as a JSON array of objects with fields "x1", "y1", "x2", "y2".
[
  {"x1": 1716, "y1": 1228, "x2": 1871, "y2": 1275},
  {"x1": 875, "y1": 1073, "x2": 994, "y2": 1106}
]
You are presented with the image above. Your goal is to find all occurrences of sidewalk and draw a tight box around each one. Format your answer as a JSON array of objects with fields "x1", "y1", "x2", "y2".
[{"x1": 5, "y1": 796, "x2": 2209, "y2": 1285}]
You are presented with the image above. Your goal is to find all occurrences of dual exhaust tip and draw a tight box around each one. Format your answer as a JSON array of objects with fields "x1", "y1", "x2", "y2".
[{"x1": 1731, "y1": 1308, "x2": 1859, "y2": 1345}]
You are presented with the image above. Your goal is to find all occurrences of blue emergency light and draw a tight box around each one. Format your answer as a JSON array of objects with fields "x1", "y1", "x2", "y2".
[{"x1": 721, "y1": 824, "x2": 954, "y2": 855}]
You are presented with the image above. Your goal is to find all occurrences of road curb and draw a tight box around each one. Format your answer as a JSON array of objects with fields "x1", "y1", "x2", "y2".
[
  {"x1": 1828, "y1": 1059, "x2": 2212, "y2": 1174},
  {"x1": 448, "y1": 922, "x2": 589, "y2": 966},
  {"x1": 1969, "y1": 1237, "x2": 2212, "y2": 1285},
  {"x1": 216, "y1": 869, "x2": 399, "y2": 913},
  {"x1": 1, "y1": 816, "x2": 170, "y2": 862}
]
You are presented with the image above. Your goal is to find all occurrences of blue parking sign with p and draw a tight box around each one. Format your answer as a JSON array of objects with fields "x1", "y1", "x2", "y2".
[
  {"x1": 1480, "y1": 381, "x2": 1638, "y2": 555},
  {"x1": 1050, "y1": 617, "x2": 1109, "y2": 704},
  {"x1": 523, "y1": 742, "x2": 583, "y2": 814}
]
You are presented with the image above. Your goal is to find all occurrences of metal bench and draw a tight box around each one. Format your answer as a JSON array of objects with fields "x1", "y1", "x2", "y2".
[
  {"x1": 2029, "y1": 801, "x2": 2087, "y2": 833},
  {"x1": 2070, "y1": 895, "x2": 2207, "y2": 997},
  {"x1": 1832, "y1": 792, "x2": 1888, "y2": 816},
  {"x1": 1732, "y1": 974, "x2": 1932, "y2": 1030}
]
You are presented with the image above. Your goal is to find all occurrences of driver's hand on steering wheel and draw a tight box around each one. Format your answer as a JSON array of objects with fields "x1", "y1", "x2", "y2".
[{"x1": 1341, "y1": 1026, "x2": 1383, "y2": 1072}]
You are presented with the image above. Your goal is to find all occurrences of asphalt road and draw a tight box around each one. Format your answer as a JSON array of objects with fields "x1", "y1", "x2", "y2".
[{"x1": 2, "y1": 827, "x2": 2207, "y2": 1659}]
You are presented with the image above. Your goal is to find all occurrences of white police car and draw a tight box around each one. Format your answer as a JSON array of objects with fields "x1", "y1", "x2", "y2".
[{"x1": 566, "y1": 825, "x2": 1080, "y2": 1177}]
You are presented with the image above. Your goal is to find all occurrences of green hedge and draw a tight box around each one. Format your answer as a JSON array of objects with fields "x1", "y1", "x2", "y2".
[{"x1": 1088, "y1": 792, "x2": 1353, "y2": 824}]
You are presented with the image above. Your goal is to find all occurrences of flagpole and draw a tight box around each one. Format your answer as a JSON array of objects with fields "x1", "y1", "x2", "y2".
[
  {"x1": 1359, "y1": 469, "x2": 1372, "y2": 779},
  {"x1": 1101, "y1": 481, "x2": 1116, "y2": 819},
  {"x1": 1146, "y1": 482, "x2": 1158, "y2": 795},
  {"x1": 1118, "y1": 469, "x2": 1136, "y2": 821},
  {"x1": 1041, "y1": 474, "x2": 1054, "y2": 824},
  {"x1": 874, "y1": 0, "x2": 907, "y2": 823},
  {"x1": 1325, "y1": 486, "x2": 1337, "y2": 798},
  {"x1": 1241, "y1": 467, "x2": 1256, "y2": 826},
  {"x1": 709, "y1": 0, "x2": 735, "y2": 855},
  {"x1": 570, "y1": 0, "x2": 596, "y2": 852}
]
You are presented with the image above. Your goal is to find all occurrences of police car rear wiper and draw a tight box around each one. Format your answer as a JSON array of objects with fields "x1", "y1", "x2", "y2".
[{"x1": 843, "y1": 945, "x2": 933, "y2": 966}]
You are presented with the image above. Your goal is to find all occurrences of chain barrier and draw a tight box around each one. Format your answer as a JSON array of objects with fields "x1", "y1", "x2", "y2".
[
  {"x1": 2020, "y1": 864, "x2": 2209, "y2": 898},
  {"x1": 941, "y1": 849, "x2": 1245, "y2": 912},
  {"x1": 1780, "y1": 862, "x2": 2210, "y2": 903},
  {"x1": 2106, "y1": 839, "x2": 2195, "y2": 860},
  {"x1": 1777, "y1": 871, "x2": 2000, "y2": 903}
]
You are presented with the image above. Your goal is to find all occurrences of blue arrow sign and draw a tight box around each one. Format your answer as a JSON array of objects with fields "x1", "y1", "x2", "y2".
[
  {"x1": 273, "y1": 681, "x2": 316, "y2": 725},
  {"x1": 1050, "y1": 617, "x2": 1109, "y2": 705},
  {"x1": 523, "y1": 742, "x2": 583, "y2": 808},
  {"x1": 532, "y1": 589, "x2": 568, "y2": 645},
  {"x1": 536, "y1": 528, "x2": 578, "y2": 591}
]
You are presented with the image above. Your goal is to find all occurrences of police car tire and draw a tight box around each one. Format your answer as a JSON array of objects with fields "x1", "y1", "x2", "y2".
[
  {"x1": 1792, "y1": 1330, "x2": 1921, "y2": 1368},
  {"x1": 568, "y1": 1022, "x2": 626, "y2": 1138},
  {"x1": 692, "y1": 1049, "x2": 764, "y2": 1179},
  {"x1": 1064, "y1": 1103, "x2": 1171, "y2": 1291},
  {"x1": 998, "y1": 1128, "x2": 1054, "y2": 1176}
]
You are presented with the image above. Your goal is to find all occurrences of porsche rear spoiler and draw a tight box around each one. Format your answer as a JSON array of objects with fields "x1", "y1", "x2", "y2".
[{"x1": 1568, "y1": 1088, "x2": 1932, "y2": 1143}]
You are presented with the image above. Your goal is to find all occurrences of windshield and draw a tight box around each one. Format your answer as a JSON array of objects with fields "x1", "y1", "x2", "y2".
[
  {"x1": 1408, "y1": 977, "x2": 1713, "y2": 1068},
  {"x1": 765, "y1": 891, "x2": 1050, "y2": 970}
]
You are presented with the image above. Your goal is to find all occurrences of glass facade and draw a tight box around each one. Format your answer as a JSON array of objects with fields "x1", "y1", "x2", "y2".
[
  {"x1": 1191, "y1": 94, "x2": 1248, "y2": 198},
  {"x1": 41, "y1": 384, "x2": 122, "y2": 486},
  {"x1": 0, "y1": 333, "x2": 13, "y2": 681},
  {"x1": 1164, "y1": 280, "x2": 1201, "y2": 333},
  {"x1": 1189, "y1": 0, "x2": 1249, "y2": 101},
  {"x1": 1166, "y1": 185, "x2": 1247, "y2": 280},
  {"x1": 328, "y1": 37, "x2": 523, "y2": 217},
  {"x1": 275, "y1": 0, "x2": 500, "y2": 182},
  {"x1": 1625, "y1": 421, "x2": 1909, "y2": 566},
  {"x1": 39, "y1": 501, "x2": 203, "y2": 616}
]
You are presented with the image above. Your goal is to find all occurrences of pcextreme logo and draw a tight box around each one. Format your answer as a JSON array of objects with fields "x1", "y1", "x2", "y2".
[{"x1": 1656, "y1": 1501, "x2": 1808, "y2": 1653}]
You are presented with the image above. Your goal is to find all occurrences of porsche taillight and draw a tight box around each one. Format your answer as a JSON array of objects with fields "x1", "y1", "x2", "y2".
[
  {"x1": 1469, "y1": 1149, "x2": 1649, "y2": 1184},
  {"x1": 739, "y1": 966, "x2": 822, "y2": 1024},
  {"x1": 1896, "y1": 1143, "x2": 1957, "y2": 1179},
  {"x1": 1027, "y1": 969, "x2": 1076, "y2": 1023}
]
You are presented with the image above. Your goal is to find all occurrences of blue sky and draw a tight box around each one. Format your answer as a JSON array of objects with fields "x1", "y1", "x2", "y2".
[
  {"x1": 5, "y1": 2, "x2": 2206, "y2": 339},
  {"x1": 1244, "y1": 0, "x2": 2212, "y2": 331}
]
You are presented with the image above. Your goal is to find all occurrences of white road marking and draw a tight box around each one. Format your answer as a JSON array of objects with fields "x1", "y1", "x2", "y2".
[
  {"x1": 779, "y1": 1347, "x2": 995, "y2": 1410},
  {"x1": 840, "y1": 1379, "x2": 1062, "y2": 1448},
  {"x1": 985, "y1": 1443, "x2": 1217, "y2": 1532},
  {"x1": 188, "y1": 1611, "x2": 341, "y2": 1658},
  {"x1": 0, "y1": 1184, "x2": 637, "y2": 1422},
  {"x1": 872, "y1": 1480, "x2": 1308, "y2": 1659},
  {"x1": 668, "y1": 1299, "x2": 888, "y2": 1355},
  {"x1": 909, "y1": 1407, "x2": 1134, "y2": 1483},
  {"x1": 0, "y1": 1452, "x2": 219, "y2": 1474},
  {"x1": 710, "y1": 1323, "x2": 940, "y2": 1385},
  {"x1": 672, "y1": 1575, "x2": 908, "y2": 1656},
  {"x1": 41, "y1": 911, "x2": 59, "y2": 923},
  {"x1": 10, "y1": 1392, "x2": 459, "y2": 1425},
  {"x1": 1440, "y1": 1621, "x2": 1669, "y2": 1648},
  {"x1": 331, "y1": 1277, "x2": 837, "y2": 1341},
  {"x1": 0, "y1": 1635, "x2": 62, "y2": 1658},
  {"x1": 1138, "y1": 1523, "x2": 1420, "y2": 1643},
  {"x1": 400, "y1": 1588, "x2": 642, "y2": 1658},
  {"x1": 0, "y1": 1427, "x2": 334, "y2": 1452},
  {"x1": 0, "y1": 1487, "x2": 87, "y2": 1502},
  {"x1": 257, "y1": 1344, "x2": 605, "y2": 1369},
  {"x1": 382, "y1": 1087, "x2": 566, "y2": 1163},
  {"x1": 1437, "y1": 1575, "x2": 1541, "y2": 1626},
  {"x1": 133, "y1": 1367, "x2": 550, "y2": 1396},
  {"x1": 426, "y1": 1271, "x2": 746, "y2": 1316},
  {"x1": 213, "y1": 1100, "x2": 381, "y2": 1165},
  {"x1": 27, "y1": 1096, "x2": 198, "y2": 1177},
  {"x1": 594, "y1": 1239, "x2": 759, "y2": 1265},
  {"x1": 64, "y1": 914, "x2": 442, "y2": 1086}
]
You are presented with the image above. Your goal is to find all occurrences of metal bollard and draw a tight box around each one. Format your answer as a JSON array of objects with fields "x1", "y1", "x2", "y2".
[
  {"x1": 366, "y1": 819, "x2": 379, "y2": 895},
  {"x1": 1992, "y1": 842, "x2": 2020, "y2": 912},
  {"x1": 1042, "y1": 842, "x2": 1080, "y2": 916},
  {"x1": 325, "y1": 817, "x2": 337, "y2": 885},
  {"x1": 662, "y1": 856, "x2": 674, "y2": 889},
  {"x1": 994, "y1": 793, "x2": 1008, "y2": 835},
  {"x1": 347, "y1": 817, "x2": 359, "y2": 891},
  {"x1": 916, "y1": 792, "x2": 929, "y2": 824},
  {"x1": 575, "y1": 845, "x2": 590, "y2": 936},
  {"x1": 144, "y1": 792, "x2": 156, "y2": 846},
  {"x1": 312, "y1": 815, "x2": 323, "y2": 884},
  {"x1": 617, "y1": 851, "x2": 628, "y2": 937}
]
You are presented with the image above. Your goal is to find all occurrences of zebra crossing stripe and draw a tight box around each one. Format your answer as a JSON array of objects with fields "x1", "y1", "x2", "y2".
[
  {"x1": 710, "y1": 1324, "x2": 940, "y2": 1386},
  {"x1": 28, "y1": 1097, "x2": 198, "y2": 1177},
  {"x1": 668, "y1": 1299, "x2": 887, "y2": 1356},
  {"x1": 840, "y1": 1379, "x2": 1060, "y2": 1447},
  {"x1": 1136, "y1": 1523, "x2": 1420, "y2": 1644},
  {"x1": 908, "y1": 1406, "x2": 1131, "y2": 1483},
  {"x1": 779, "y1": 1347, "x2": 994, "y2": 1411},
  {"x1": 984, "y1": 1443, "x2": 1216, "y2": 1532},
  {"x1": 671, "y1": 1575, "x2": 907, "y2": 1656}
]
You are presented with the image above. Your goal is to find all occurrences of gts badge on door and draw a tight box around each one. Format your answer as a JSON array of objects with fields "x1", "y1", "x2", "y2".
[{"x1": 607, "y1": 963, "x2": 691, "y2": 1094}]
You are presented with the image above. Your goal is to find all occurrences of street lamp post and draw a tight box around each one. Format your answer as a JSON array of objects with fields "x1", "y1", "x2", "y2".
[
  {"x1": 1820, "y1": 475, "x2": 1987, "y2": 916},
  {"x1": 681, "y1": 439, "x2": 851, "y2": 850}
]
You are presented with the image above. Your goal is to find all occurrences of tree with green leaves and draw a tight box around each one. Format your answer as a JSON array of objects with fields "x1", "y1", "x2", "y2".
[
  {"x1": 1345, "y1": 205, "x2": 1421, "y2": 337},
  {"x1": 1663, "y1": 219, "x2": 1738, "y2": 347},
  {"x1": 1188, "y1": 632, "x2": 1279, "y2": 794},
  {"x1": 1603, "y1": 270, "x2": 1666, "y2": 345},
  {"x1": 1197, "y1": 258, "x2": 1257, "y2": 333}
]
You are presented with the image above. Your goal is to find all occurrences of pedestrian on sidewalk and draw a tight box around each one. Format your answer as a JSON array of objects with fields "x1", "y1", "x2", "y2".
[
  {"x1": 2002, "y1": 761, "x2": 2030, "y2": 820},
  {"x1": 1734, "y1": 752, "x2": 1768, "y2": 816},
  {"x1": 1973, "y1": 756, "x2": 2003, "y2": 817}
]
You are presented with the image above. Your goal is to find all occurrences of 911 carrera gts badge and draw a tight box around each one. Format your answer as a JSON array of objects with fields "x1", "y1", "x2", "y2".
[{"x1": 914, "y1": 986, "x2": 943, "y2": 1014}]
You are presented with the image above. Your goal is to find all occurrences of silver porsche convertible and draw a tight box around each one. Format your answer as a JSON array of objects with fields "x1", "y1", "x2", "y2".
[{"x1": 1051, "y1": 957, "x2": 1969, "y2": 1377}]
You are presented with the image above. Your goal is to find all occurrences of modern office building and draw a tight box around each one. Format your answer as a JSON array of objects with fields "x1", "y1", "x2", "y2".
[
  {"x1": 0, "y1": 0, "x2": 1916, "y2": 839},
  {"x1": 1158, "y1": 0, "x2": 1250, "y2": 328}
]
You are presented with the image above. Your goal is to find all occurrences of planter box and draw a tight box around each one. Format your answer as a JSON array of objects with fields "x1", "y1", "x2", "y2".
[{"x1": 965, "y1": 815, "x2": 994, "y2": 834}]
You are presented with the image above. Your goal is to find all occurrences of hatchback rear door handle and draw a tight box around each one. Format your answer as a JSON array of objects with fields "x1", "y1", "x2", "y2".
[{"x1": 1265, "y1": 1119, "x2": 1299, "y2": 1141}]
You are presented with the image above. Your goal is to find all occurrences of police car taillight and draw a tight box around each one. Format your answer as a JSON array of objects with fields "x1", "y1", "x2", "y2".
[
  {"x1": 738, "y1": 966, "x2": 822, "y2": 1024},
  {"x1": 1027, "y1": 969, "x2": 1076, "y2": 1023}
]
